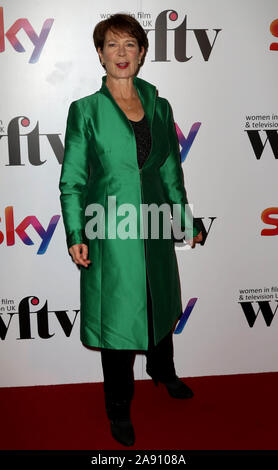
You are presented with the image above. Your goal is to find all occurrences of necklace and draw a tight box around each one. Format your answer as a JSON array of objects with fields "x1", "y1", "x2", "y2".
[
  {"x1": 120, "y1": 96, "x2": 137, "y2": 111},
  {"x1": 107, "y1": 85, "x2": 137, "y2": 111}
]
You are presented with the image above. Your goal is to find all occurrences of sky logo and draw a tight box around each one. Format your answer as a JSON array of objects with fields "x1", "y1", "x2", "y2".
[
  {"x1": 261, "y1": 207, "x2": 278, "y2": 236},
  {"x1": 270, "y1": 18, "x2": 278, "y2": 51},
  {"x1": 0, "y1": 7, "x2": 54, "y2": 63},
  {"x1": 0, "y1": 206, "x2": 60, "y2": 254}
]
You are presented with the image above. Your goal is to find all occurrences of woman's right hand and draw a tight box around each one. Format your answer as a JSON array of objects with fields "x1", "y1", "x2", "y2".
[{"x1": 69, "y1": 244, "x2": 91, "y2": 268}]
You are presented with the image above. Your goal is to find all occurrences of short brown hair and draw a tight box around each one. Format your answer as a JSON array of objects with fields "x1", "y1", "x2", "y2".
[{"x1": 93, "y1": 13, "x2": 149, "y2": 68}]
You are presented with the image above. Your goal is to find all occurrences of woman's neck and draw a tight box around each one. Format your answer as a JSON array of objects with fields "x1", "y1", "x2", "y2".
[{"x1": 106, "y1": 75, "x2": 138, "y2": 100}]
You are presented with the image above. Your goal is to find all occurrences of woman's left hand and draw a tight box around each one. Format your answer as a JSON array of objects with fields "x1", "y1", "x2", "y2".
[{"x1": 188, "y1": 231, "x2": 203, "y2": 248}]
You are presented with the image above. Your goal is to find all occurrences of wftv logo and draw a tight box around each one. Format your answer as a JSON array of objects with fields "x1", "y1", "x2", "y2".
[
  {"x1": 176, "y1": 122, "x2": 201, "y2": 163},
  {"x1": 145, "y1": 9, "x2": 222, "y2": 62},
  {"x1": 244, "y1": 114, "x2": 278, "y2": 159},
  {"x1": 239, "y1": 286, "x2": 278, "y2": 327},
  {"x1": 0, "y1": 116, "x2": 197, "y2": 166},
  {"x1": 0, "y1": 7, "x2": 54, "y2": 63},
  {"x1": 0, "y1": 295, "x2": 196, "y2": 340},
  {"x1": 174, "y1": 298, "x2": 197, "y2": 334},
  {"x1": 261, "y1": 208, "x2": 278, "y2": 236},
  {"x1": 0, "y1": 296, "x2": 79, "y2": 340},
  {"x1": 0, "y1": 116, "x2": 63, "y2": 165},
  {"x1": 270, "y1": 19, "x2": 278, "y2": 51},
  {"x1": 0, "y1": 206, "x2": 60, "y2": 254},
  {"x1": 239, "y1": 301, "x2": 278, "y2": 327}
]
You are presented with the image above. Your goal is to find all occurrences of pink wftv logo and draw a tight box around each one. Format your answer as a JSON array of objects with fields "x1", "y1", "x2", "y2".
[{"x1": 0, "y1": 6, "x2": 54, "y2": 63}]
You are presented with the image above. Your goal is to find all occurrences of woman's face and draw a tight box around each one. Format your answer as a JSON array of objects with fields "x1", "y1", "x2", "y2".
[{"x1": 98, "y1": 29, "x2": 145, "y2": 80}]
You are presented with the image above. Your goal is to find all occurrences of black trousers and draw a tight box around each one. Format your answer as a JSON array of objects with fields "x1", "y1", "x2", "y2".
[{"x1": 101, "y1": 270, "x2": 177, "y2": 405}]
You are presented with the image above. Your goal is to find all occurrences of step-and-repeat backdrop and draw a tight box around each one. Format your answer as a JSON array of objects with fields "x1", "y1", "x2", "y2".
[{"x1": 1, "y1": 0, "x2": 278, "y2": 387}]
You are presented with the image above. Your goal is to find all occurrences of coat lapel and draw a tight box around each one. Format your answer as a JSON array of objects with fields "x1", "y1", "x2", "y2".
[
  {"x1": 133, "y1": 75, "x2": 157, "y2": 130},
  {"x1": 99, "y1": 75, "x2": 157, "y2": 170}
]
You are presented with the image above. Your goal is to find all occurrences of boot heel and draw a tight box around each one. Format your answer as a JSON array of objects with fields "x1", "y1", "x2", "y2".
[{"x1": 146, "y1": 368, "x2": 159, "y2": 386}]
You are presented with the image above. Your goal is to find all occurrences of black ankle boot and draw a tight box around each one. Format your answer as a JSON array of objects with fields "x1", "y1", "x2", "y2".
[
  {"x1": 110, "y1": 418, "x2": 135, "y2": 447},
  {"x1": 106, "y1": 399, "x2": 135, "y2": 446},
  {"x1": 162, "y1": 377, "x2": 194, "y2": 399},
  {"x1": 149, "y1": 372, "x2": 194, "y2": 399}
]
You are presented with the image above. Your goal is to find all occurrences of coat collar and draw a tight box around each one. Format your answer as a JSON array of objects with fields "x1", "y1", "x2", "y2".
[{"x1": 99, "y1": 74, "x2": 157, "y2": 128}]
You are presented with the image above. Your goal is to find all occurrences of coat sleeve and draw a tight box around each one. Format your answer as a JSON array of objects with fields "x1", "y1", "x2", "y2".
[
  {"x1": 59, "y1": 100, "x2": 90, "y2": 250},
  {"x1": 159, "y1": 99, "x2": 201, "y2": 240}
]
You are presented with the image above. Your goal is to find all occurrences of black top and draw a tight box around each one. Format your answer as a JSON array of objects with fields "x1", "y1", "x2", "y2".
[{"x1": 128, "y1": 115, "x2": 152, "y2": 169}]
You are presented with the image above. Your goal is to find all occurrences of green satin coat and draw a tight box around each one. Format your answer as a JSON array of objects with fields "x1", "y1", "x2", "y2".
[{"x1": 59, "y1": 75, "x2": 199, "y2": 350}]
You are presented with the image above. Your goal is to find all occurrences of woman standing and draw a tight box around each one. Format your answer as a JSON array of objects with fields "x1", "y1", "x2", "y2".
[{"x1": 59, "y1": 13, "x2": 202, "y2": 446}]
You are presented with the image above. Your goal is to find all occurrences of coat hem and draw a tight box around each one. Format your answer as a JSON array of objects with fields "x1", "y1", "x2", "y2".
[{"x1": 81, "y1": 340, "x2": 149, "y2": 351}]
